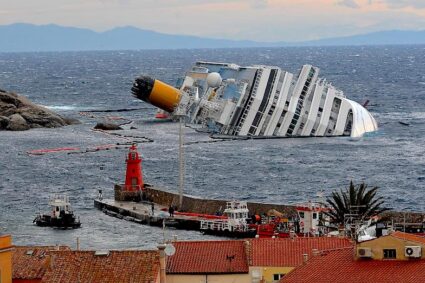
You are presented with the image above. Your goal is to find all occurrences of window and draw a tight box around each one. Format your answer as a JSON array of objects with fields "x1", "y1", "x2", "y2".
[
  {"x1": 383, "y1": 249, "x2": 397, "y2": 259},
  {"x1": 313, "y1": 213, "x2": 317, "y2": 219},
  {"x1": 299, "y1": 212, "x2": 305, "y2": 218},
  {"x1": 273, "y1": 274, "x2": 285, "y2": 280}
]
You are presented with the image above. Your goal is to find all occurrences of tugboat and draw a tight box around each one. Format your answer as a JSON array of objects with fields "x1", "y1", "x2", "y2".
[
  {"x1": 34, "y1": 195, "x2": 81, "y2": 229},
  {"x1": 200, "y1": 201, "x2": 257, "y2": 238}
]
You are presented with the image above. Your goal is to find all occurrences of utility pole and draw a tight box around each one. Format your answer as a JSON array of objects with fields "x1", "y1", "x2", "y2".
[{"x1": 178, "y1": 117, "x2": 185, "y2": 210}]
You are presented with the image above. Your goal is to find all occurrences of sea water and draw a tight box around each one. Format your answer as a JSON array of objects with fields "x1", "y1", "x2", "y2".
[{"x1": 0, "y1": 46, "x2": 424, "y2": 249}]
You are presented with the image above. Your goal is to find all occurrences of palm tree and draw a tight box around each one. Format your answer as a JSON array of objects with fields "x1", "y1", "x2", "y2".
[{"x1": 325, "y1": 181, "x2": 390, "y2": 226}]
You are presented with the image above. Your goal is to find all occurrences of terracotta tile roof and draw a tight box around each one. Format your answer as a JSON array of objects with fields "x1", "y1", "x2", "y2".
[
  {"x1": 12, "y1": 246, "x2": 70, "y2": 280},
  {"x1": 391, "y1": 231, "x2": 425, "y2": 245},
  {"x1": 281, "y1": 247, "x2": 425, "y2": 283},
  {"x1": 167, "y1": 240, "x2": 249, "y2": 274},
  {"x1": 249, "y1": 237, "x2": 352, "y2": 267},
  {"x1": 41, "y1": 250, "x2": 160, "y2": 283}
]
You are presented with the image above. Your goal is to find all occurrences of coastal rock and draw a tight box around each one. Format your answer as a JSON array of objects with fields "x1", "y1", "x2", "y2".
[
  {"x1": 94, "y1": 122, "x2": 123, "y2": 131},
  {"x1": 8, "y1": 113, "x2": 30, "y2": 131},
  {"x1": 0, "y1": 115, "x2": 10, "y2": 129},
  {"x1": 0, "y1": 89, "x2": 75, "y2": 131}
]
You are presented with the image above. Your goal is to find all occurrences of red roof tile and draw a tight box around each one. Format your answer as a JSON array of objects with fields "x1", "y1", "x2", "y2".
[
  {"x1": 41, "y1": 250, "x2": 159, "y2": 283},
  {"x1": 13, "y1": 246, "x2": 70, "y2": 280},
  {"x1": 281, "y1": 247, "x2": 425, "y2": 283},
  {"x1": 167, "y1": 240, "x2": 249, "y2": 274},
  {"x1": 250, "y1": 237, "x2": 352, "y2": 267},
  {"x1": 391, "y1": 231, "x2": 425, "y2": 245}
]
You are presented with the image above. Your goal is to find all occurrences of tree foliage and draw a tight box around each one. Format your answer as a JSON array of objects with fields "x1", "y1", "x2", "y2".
[{"x1": 325, "y1": 181, "x2": 390, "y2": 225}]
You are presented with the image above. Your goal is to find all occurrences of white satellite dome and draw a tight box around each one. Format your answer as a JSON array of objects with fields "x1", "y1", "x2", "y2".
[{"x1": 206, "y1": 72, "x2": 222, "y2": 88}]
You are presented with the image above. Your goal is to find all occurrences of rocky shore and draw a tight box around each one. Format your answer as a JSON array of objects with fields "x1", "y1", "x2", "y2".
[{"x1": 0, "y1": 89, "x2": 77, "y2": 131}]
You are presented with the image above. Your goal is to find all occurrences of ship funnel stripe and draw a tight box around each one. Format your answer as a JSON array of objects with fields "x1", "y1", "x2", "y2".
[
  {"x1": 132, "y1": 76, "x2": 181, "y2": 113},
  {"x1": 132, "y1": 75, "x2": 155, "y2": 102}
]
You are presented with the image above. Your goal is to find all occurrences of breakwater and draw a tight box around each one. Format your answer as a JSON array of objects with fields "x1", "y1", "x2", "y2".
[
  {"x1": 114, "y1": 184, "x2": 425, "y2": 223},
  {"x1": 117, "y1": 184, "x2": 298, "y2": 217}
]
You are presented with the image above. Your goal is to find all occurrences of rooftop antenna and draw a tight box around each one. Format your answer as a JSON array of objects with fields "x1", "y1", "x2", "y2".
[{"x1": 344, "y1": 205, "x2": 366, "y2": 241}]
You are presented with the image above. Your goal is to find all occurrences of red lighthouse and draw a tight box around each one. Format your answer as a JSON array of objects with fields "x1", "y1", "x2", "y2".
[{"x1": 124, "y1": 144, "x2": 144, "y2": 191}]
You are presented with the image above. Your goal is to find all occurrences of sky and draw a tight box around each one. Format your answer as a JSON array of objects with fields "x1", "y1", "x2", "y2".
[{"x1": 0, "y1": 0, "x2": 425, "y2": 42}]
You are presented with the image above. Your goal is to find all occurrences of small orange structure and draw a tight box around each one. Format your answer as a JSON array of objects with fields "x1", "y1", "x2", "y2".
[{"x1": 124, "y1": 144, "x2": 144, "y2": 192}]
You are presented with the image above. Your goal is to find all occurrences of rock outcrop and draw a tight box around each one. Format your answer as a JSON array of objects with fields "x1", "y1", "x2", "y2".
[
  {"x1": 94, "y1": 122, "x2": 123, "y2": 131},
  {"x1": 0, "y1": 89, "x2": 75, "y2": 131}
]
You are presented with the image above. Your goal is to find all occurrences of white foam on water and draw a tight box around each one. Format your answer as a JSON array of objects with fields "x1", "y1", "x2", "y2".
[{"x1": 43, "y1": 105, "x2": 78, "y2": 111}]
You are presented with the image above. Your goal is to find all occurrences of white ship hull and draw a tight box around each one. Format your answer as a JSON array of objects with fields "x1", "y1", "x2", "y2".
[{"x1": 132, "y1": 61, "x2": 378, "y2": 138}]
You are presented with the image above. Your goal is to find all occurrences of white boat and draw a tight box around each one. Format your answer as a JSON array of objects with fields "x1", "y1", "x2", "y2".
[{"x1": 33, "y1": 195, "x2": 81, "y2": 229}]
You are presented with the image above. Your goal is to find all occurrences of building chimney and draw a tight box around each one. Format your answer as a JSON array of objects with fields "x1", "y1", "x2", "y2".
[
  {"x1": 312, "y1": 249, "x2": 319, "y2": 256},
  {"x1": 303, "y1": 253, "x2": 309, "y2": 264},
  {"x1": 157, "y1": 244, "x2": 166, "y2": 283},
  {"x1": 244, "y1": 240, "x2": 252, "y2": 266}
]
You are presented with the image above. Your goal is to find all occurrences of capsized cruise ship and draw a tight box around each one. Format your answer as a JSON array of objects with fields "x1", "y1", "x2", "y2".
[{"x1": 132, "y1": 61, "x2": 378, "y2": 138}]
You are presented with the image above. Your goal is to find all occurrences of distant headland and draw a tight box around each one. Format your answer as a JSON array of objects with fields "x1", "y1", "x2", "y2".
[{"x1": 1, "y1": 23, "x2": 425, "y2": 52}]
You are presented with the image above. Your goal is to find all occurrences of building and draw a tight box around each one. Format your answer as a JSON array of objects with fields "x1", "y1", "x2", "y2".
[
  {"x1": 11, "y1": 246, "x2": 160, "y2": 283},
  {"x1": 41, "y1": 250, "x2": 160, "y2": 283},
  {"x1": 281, "y1": 232, "x2": 425, "y2": 283},
  {"x1": 166, "y1": 237, "x2": 352, "y2": 283},
  {"x1": 0, "y1": 235, "x2": 13, "y2": 283},
  {"x1": 12, "y1": 246, "x2": 70, "y2": 283},
  {"x1": 247, "y1": 237, "x2": 352, "y2": 283},
  {"x1": 356, "y1": 230, "x2": 425, "y2": 260},
  {"x1": 166, "y1": 240, "x2": 250, "y2": 283}
]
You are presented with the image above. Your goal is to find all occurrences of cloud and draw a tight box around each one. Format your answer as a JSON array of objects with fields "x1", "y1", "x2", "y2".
[
  {"x1": 250, "y1": 0, "x2": 268, "y2": 9},
  {"x1": 337, "y1": 0, "x2": 360, "y2": 9},
  {"x1": 377, "y1": 1, "x2": 425, "y2": 9},
  {"x1": 1, "y1": 0, "x2": 425, "y2": 42}
]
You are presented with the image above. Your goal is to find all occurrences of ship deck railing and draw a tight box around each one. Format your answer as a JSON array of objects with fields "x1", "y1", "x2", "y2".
[{"x1": 200, "y1": 219, "x2": 249, "y2": 232}]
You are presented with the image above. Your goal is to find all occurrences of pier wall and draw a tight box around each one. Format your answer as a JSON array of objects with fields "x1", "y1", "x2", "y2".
[
  {"x1": 113, "y1": 184, "x2": 425, "y2": 222},
  {"x1": 114, "y1": 184, "x2": 298, "y2": 217}
]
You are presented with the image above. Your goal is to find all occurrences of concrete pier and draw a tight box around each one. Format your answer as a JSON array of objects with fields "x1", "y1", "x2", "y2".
[{"x1": 94, "y1": 199, "x2": 201, "y2": 230}]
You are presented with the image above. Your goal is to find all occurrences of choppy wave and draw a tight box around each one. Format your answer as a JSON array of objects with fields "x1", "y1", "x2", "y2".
[{"x1": 43, "y1": 105, "x2": 79, "y2": 111}]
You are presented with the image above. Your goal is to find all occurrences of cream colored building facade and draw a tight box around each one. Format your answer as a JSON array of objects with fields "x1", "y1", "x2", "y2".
[
  {"x1": 249, "y1": 266, "x2": 294, "y2": 283},
  {"x1": 356, "y1": 232, "x2": 425, "y2": 260},
  {"x1": 167, "y1": 273, "x2": 251, "y2": 283}
]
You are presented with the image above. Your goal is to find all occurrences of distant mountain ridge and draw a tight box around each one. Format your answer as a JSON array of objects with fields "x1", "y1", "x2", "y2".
[{"x1": 1, "y1": 23, "x2": 425, "y2": 52}]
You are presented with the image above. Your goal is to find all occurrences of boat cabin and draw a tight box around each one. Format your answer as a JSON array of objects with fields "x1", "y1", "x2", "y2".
[
  {"x1": 296, "y1": 202, "x2": 329, "y2": 235},
  {"x1": 49, "y1": 195, "x2": 73, "y2": 218}
]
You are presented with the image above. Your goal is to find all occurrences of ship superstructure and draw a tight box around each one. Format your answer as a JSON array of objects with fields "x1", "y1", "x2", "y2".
[{"x1": 132, "y1": 61, "x2": 377, "y2": 138}]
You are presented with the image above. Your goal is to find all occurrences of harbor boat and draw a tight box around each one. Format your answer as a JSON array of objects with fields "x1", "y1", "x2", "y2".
[
  {"x1": 200, "y1": 201, "x2": 257, "y2": 238},
  {"x1": 34, "y1": 195, "x2": 81, "y2": 229},
  {"x1": 252, "y1": 202, "x2": 331, "y2": 238},
  {"x1": 132, "y1": 61, "x2": 378, "y2": 138},
  {"x1": 200, "y1": 200, "x2": 330, "y2": 238}
]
